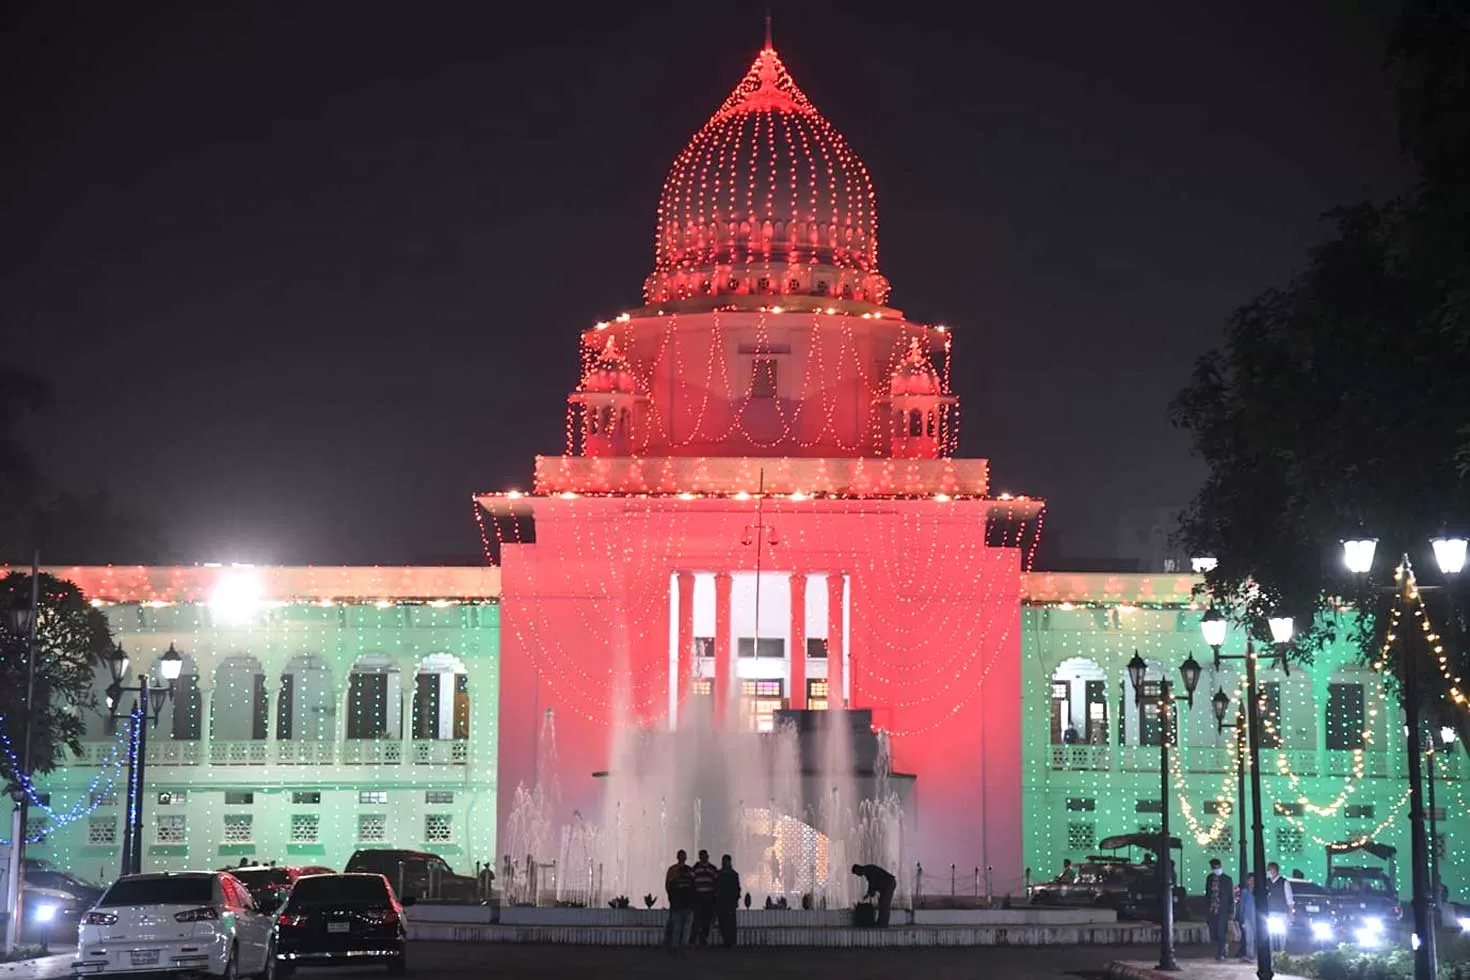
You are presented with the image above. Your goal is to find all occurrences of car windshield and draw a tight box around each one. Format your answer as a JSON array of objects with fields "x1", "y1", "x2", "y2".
[
  {"x1": 290, "y1": 876, "x2": 390, "y2": 905},
  {"x1": 1290, "y1": 881, "x2": 1326, "y2": 896},
  {"x1": 100, "y1": 876, "x2": 213, "y2": 907},
  {"x1": 1329, "y1": 873, "x2": 1391, "y2": 894}
]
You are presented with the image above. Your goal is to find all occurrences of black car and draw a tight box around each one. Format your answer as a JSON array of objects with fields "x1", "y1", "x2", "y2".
[
  {"x1": 231, "y1": 866, "x2": 293, "y2": 911},
  {"x1": 343, "y1": 849, "x2": 482, "y2": 903},
  {"x1": 268, "y1": 873, "x2": 413, "y2": 978}
]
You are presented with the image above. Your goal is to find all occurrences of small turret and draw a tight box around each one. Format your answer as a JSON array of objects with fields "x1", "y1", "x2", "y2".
[
  {"x1": 881, "y1": 338, "x2": 956, "y2": 459},
  {"x1": 568, "y1": 335, "x2": 641, "y2": 456}
]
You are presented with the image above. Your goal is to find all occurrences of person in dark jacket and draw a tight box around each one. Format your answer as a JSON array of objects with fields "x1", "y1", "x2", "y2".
[
  {"x1": 663, "y1": 850, "x2": 695, "y2": 951},
  {"x1": 851, "y1": 864, "x2": 897, "y2": 927},
  {"x1": 715, "y1": 854, "x2": 741, "y2": 947},
  {"x1": 690, "y1": 849, "x2": 719, "y2": 945},
  {"x1": 1204, "y1": 859, "x2": 1235, "y2": 961}
]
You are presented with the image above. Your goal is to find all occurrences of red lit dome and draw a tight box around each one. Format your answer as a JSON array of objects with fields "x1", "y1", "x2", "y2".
[
  {"x1": 581, "y1": 335, "x2": 635, "y2": 393},
  {"x1": 890, "y1": 338, "x2": 941, "y2": 396},
  {"x1": 644, "y1": 38, "x2": 890, "y2": 310}
]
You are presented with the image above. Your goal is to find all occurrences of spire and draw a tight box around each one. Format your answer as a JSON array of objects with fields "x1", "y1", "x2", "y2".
[{"x1": 764, "y1": 9, "x2": 773, "y2": 51}]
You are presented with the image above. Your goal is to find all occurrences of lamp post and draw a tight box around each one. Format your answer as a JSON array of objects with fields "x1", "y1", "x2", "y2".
[
  {"x1": 1340, "y1": 535, "x2": 1466, "y2": 980},
  {"x1": 1210, "y1": 691, "x2": 1249, "y2": 884},
  {"x1": 1428, "y1": 724, "x2": 1455, "y2": 925},
  {"x1": 1126, "y1": 650, "x2": 1202, "y2": 972},
  {"x1": 104, "y1": 644, "x2": 181, "y2": 877},
  {"x1": 1203, "y1": 607, "x2": 1289, "y2": 980}
]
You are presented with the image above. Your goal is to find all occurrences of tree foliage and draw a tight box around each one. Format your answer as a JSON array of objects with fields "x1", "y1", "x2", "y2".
[
  {"x1": 1171, "y1": 0, "x2": 1470, "y2": 666},
  {"x1": 0, "y1": 572, "x2": 115, "y2": 788}
]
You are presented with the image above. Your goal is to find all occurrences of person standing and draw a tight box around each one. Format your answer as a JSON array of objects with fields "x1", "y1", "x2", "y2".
[
  {"x1": 663, "y1": 850, "x2": 695, "y2": 952},
  {"x1": 715, "y1": 854, "x2": 741, "y2": 948},
  {"x1": 1237, "y1": 873, "x2": 1257, "y2": 961},
  {"x1": 1204, "y1": 858, "x2": 1235, "y2": 961},
  {"x1": 1265, "y1": 862, "x2": 1294, "y2": 952},
  {"x1": 690, "y1": 849, "x2": 718, "y2": 945},
  {"x1": 851, "y1": 864, "x2": 897, "y2": 927}
]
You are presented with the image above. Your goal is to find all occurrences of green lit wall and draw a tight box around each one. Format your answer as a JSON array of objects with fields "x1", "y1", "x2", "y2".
[
  {"x1": 1020, "y1": 601, "x2": 1466, "y2": 897},
  {"x1": 31, "y1": 599, "x2": 499, "y2": 883}
]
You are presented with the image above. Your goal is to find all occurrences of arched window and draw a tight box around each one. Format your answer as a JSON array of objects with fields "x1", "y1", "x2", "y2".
[
  {"x1": 600, "y1": 405, "x2": 613, "y2": 434},
  {"x1": 908, "y1": 409, "x2": 923, "y2": 437},
  {"x1": 346, "y1": 655, "x2": 402, "y2": 740},
  {"x1": 618, "y1": 408, "x2": 630, "y2": 435},
  {"x1": 411, "y1": 654, "x2": 470, "y2": 741},
  {"x1": 587, "y1": 406, "x2": 600, "y2": 436},
  {"x1": 278, "y1": 654, "x2": 334, "y2": 741},
  {"x1": 211, "y1": 655, "x2": 267, "y2": 742},
  {"x1": 153, "y1": 654, "x2": 202, "y2": 742},
  {"x1": 926, "y1": 411, "x2": 937, "y2": 438}
]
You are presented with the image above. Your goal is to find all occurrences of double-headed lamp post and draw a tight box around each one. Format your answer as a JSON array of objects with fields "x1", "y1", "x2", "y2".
[
  {"x1": 1208, "y1": 690, "x2": 1250, "y2": 886},
  {"x1": 1125, "y1": 649, "x2": 1202, "y2": 973},
  {"x1": 1342, "y1": 534, "x2": 1466, "y2": 980},
  {"x1": 103, "y1": 644, "x2": 181, "y2": 877},
  {"x1": 1202, "y1": 607, "x2": 1291, "y2": 980}
]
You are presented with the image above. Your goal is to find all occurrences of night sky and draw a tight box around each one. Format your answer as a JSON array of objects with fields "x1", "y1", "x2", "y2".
[{"x1": 2, "y1": 1, "x2": 1409, "y2": 566}]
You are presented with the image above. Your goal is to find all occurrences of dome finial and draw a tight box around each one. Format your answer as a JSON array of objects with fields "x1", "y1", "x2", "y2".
[{"x1": 764, "y1": 9, "x2": 773, "y2": 51}]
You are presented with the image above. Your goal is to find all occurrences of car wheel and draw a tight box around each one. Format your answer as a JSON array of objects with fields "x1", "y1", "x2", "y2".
[{"x1": 222, "y1": 944, "x2": 239, "y2": 980}]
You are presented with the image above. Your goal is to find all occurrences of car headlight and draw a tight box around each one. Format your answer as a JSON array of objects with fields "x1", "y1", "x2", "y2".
[
  {"x1": 1458, "y1": 916, "x2": 1470, "y2": 932},
  {"x1": 1362, "y1": 915, "x2": 1383, "y2": 932},
  {"x1": 1268, "y1": 914, "x2": 1288, "y2": 936},
  {"x1": 33, "y1": 903, "x2": 58, "y2": 924},
  {"x1": 1355, "y1": 927, "x2": 1381, "y2": 948},
  {"x1": 1311, "y1": 921, "x2": 1334, "y2": 941}
]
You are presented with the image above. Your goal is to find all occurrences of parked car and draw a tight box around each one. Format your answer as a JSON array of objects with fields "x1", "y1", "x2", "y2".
[
  {"x1": 1027, "y1": 857, "x2": 1178, "y2": 919},
  {"x1": 73, "y1": 871, "x2": 273, "y2": 979},
  {"x1": 227, "y1": 866, "x2": 337, "y2": 912},
  {"x1": 19, "y1": 859, "x2": 104, "y2": 935},
  {"x1": 268, "y1": 873, "x2": 413, "y2": 979},
  {"x1": 343, "y1": 850, "x2": 480, "y2": 903}
]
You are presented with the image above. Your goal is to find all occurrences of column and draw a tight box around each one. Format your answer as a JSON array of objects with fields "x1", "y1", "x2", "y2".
[
  {"x1": 827, "y1": 572, "x2": 845, "y2": 709},
  {"x1": 789, "y1": 573, "x2": 807, "y2": 709},
  {"x1": 714, "y1": 572, "x2": 734, "y2": 722},
  {"x1": 676, "y1": 571, "x2": 695, "y2": 726}
]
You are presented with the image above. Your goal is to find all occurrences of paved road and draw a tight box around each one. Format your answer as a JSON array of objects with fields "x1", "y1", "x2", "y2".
[{"x1": 399, "y1": 940, "x2": 1219, "y2": 979}]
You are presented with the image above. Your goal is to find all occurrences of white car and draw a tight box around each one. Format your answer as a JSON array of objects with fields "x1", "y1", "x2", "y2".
[{"x1": 74, "y1": 871, "x2": 273, "y2": 979}]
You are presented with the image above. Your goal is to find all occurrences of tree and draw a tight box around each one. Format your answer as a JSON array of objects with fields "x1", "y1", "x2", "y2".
[
  {"x1": 0, "y1": 572, "x2": 116, "y2": 792},
  {"x1": 1171, "y1": 0, "x2": 1470, "y2": 663}
]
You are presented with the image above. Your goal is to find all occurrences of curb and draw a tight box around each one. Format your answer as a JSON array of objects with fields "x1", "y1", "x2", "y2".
[{"x1": 1106, "y1": 964, "x2": 1175, "y2": 980}]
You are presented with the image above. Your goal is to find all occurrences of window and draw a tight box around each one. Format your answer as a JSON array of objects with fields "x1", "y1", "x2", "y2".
[
  {"x1": 693, "y1": 637, "x2": 714, "y2": 659},
  {"x1": 727, "y1": 278, "x2": 739, "y2": 292},
  {"x1": 691, "y1": 678, "x2": 713, "y2": 697},
  {"x1": 751, "y1": 358, "x2": 778, "y2": 398},
  {"x1": 1345, "y1": 805, "x2": 1375, "y2": 819},
  {"x1": 806, "y1": 679, "x2": 829, "y2": 711},
  {"x1": 805, "y1": 638, "x2": 828, "y2": 660},
  {"x1": 736, "y1": 637, "x2": 785, "y2": 658},
  {"x1": 1258, "y1": 682, "x2": 1283, "y2": 749},
  {"x1": 157, "y1": 790, "x2": 187, "y2": 805},
  {"x1": 425, "y1": 814, "x2": 453, "y2": 844},
  {"x1": 358, "y1": 813, "x2": 388, "y2": 843},
  {"x1": 1326, "y1": 683, "x2": 1367, "y2": 750},
  {"x1": 225, "y1": 792, "x2": 254, "y2": 805},
  {"x1": 87, "y1": 816, "x2": 117, "y2": 846},
  {"x1": 740, "y1": 679, "x2": 785, "y2": 732},
  {"x1": 1137, "y1": 681, "x2": 1176, "y2": 746},
  {"x1": 359, "y1": 790, "x2": 388, "y2": 805},
  {"x1": 1065, "y1": 798, "x2": 1096, "y2": 812},
  {"x1": 100, "y1": 876, "x2": 211, "y2": 907},
  {"x1": 908, "y1": 409, "x2": 923, "y2": 437},
  {"x1": 814, "y1": 280, "x2": 830, "y2": 296},
  {"x1": 156, "y1": 814, "x2": 186, "y2": 845},
  {"x1": 1206, "y1": 826, "x2": 1235, "y2": 855},
  {"x1": 292, "y1": 791, "x2": 321, "y2": 805},
  {"x1": 1066, "y1": 821, "x2": 1096, "y2": 851},
  {"x1": 223, "y1": 814, "x2": 253, "y2": 843},
  {"x1": 290, "y1": 814, "x2": 320, "y2": 844},
  {"x1": 1276, "y1": 826, "x2": 1304, "y2": 855},
  {"x1": 787, "y1": 279, "x2": 800, "y2": 293},
  {"x1": 89, "y1": 791, "x2": 117, "y2": 808},
  {"x1": 425, "y1": 791, "x2": 455, "y2": 805},
  {"x1": 756, "y1": 277, "x2": 770, "y2": 292}
]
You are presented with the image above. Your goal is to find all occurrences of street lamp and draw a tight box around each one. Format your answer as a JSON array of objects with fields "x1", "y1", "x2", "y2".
[
  {"x1": 1340, "y1": 535, "x2": 1465, "y2": 980},
  {"x1": 106, "y1": 643, "x2": 181, "y2": 876},
  {"x1": 1427, "y1": 723, "x2": 1456, "y2": 926},
  {"x1": 1210, "y1": 689, "x2": 1250, "y2": 888},
  {"x1": 1203, "y1": 610, "x2": 1285, "y2": 980},
  {"x1": 1126, "y1": 649, "x2": 1202, "y2": 972}
]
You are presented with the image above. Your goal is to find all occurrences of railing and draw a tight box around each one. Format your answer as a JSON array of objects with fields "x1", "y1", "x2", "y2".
[
  {"x1": 146, "y1": 740, "x2": 203, "y2": 766},
  {"x1": 276, "y1": 740, "x2": 335, "y2": 765},
  {"x1": 341, "y1": 739, "x2": 403, "y2": 765},
  {"x1": 1048, "y1": 744, "x2": 1110, "y2": 771},
  {"x1": 411, "y1": 739, "x2": 469, "y2": 765},
  {"x1": 209, "y1": 740, "x2": 269, "y2": 765}
]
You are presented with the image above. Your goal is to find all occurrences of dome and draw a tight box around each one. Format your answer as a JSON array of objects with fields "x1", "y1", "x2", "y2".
[
  {"x1": 890, "y1": 339, "x2": 941, "y2": 396},
  {"x1": 581, "y1": 335, "x2": 635, "y2": 393},
  {"x1": 644, "y1": 36, "x2": 890, "y2": 309}
]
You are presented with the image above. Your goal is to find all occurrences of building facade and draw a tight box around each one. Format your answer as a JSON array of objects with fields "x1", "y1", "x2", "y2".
[{"x1": 24, "y1": 566, "x2": 500, "y2": 884}]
